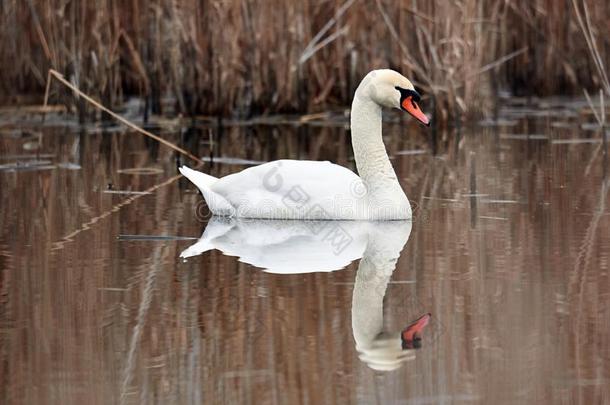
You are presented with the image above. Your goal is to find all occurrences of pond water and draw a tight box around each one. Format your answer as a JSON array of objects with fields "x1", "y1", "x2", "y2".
[{"x1": 0, "y1": 102, "x2": 609, "y2": 404}]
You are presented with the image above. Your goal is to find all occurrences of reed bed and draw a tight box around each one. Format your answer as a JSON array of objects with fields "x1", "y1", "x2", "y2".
[{"x1": 0, "y1": 0, "x2": 608, "y2": 122}]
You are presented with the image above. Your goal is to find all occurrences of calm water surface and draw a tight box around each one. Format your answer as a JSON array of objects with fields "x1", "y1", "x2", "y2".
[{"x1": 0, "y1": 104, "x2": 609, "y2": 404}]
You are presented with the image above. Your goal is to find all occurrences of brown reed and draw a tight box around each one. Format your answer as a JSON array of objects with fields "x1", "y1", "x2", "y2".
[
  {"x1": 43, "y1": 69, "x2": 204, "y2": 165},
  {"x1": 0, "y1": 0, "x2": 608, "y2": 122}
]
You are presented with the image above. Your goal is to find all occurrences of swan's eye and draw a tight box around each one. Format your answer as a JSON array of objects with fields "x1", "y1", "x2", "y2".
[{"x1": 394, "y1": 86, "x2": 421, "y2": 103}]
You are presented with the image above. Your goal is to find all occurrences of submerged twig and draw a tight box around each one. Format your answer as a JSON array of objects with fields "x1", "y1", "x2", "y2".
[
  {"x1": 43, "y1": 69, "x2": 203, "y2": 165},
  {"x1": 117, "y1": 235, "x2": 197, "y2": 241}
]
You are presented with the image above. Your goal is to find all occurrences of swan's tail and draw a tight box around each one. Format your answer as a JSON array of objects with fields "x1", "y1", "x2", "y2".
[
  {"x1": 179, "y1": 166, "x2": 235, "y2": 216},
  {"x1": 180, "y1": 217, "x2": 236, "y2": 258},
  {"x1": 179, "y1": 165, "x2": 217, "y2": 189}
]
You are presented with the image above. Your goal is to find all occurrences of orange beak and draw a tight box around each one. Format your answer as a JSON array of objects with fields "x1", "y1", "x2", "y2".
[
  {"x1": 402, "y1": 96, "x2": 430, "y2": 126},
  {"x1": 401, "y1": 313, "x2": 431, "y2": 349}
]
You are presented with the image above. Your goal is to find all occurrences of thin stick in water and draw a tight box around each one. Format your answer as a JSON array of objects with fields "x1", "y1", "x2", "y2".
[{"x1": 43, "y1": 69, "x2": 204, "y2": 165}]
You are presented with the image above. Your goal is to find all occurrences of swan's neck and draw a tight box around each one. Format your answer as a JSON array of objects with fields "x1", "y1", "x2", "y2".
[
  {"x1": 351, "y1": 225, "x2": 410, "y2": 349},
  {"x1": 350, "y1": 90, "x2": 406, "y2": 200},
  {"x1": 351, "y1": 252, "x2": 394, "y2": 348}
]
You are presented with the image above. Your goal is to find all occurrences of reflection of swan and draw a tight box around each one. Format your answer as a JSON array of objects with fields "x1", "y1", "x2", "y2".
[
  {"x1": 181, "y1": 218, "x2": 430, "y2": 370},
  {"x1": 180, "y1": 217, "x2": 368, "y2": 274},
  {"x1": 179, "y1": 69, "x2": 430, "y2": 220},
  {"x1": 351, "y1": 222, "x2": 430, "y2": 371}
]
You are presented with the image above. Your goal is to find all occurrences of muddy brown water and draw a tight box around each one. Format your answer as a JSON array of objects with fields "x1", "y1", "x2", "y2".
[{"x1": 0, "y1": 106, "x2": 609, "y2": 404}]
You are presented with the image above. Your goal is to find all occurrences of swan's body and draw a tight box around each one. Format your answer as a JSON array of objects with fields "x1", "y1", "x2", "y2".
[
  {"x1": 180, "y1": 69, "x2": 429, "y2": 220},
  {"x1": 179, "y1": 161, "x2": 373, "y2": 219}
]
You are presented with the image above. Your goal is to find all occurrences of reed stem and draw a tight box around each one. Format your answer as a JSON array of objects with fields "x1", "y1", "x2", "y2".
[{"x1": 44, "y1": 69, "x2": 203, "y2": 165}]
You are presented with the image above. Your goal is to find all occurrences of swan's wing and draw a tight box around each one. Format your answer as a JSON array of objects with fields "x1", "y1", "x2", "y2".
[{"x1": 211, "y1": 160, "x2": 365, "y2": 219}]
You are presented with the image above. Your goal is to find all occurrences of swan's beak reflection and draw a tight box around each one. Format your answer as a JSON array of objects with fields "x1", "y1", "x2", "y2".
[
  {"x1": 401, "y1": 313, "x2": 432, "y2": 350},
  {"x1": 402, "y1": 96, "x2": 430, "y2": 126}
]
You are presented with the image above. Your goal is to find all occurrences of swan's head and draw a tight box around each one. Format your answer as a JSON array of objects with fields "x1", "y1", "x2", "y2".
[
  {"x1": 364, "y1": 69, "x2": 430, "y2": 126},
  {"x1": 355, "y1": 313, "x2": 432, "y2": 371},
  {"x1": 356, "y1": 334, "x2": 416, "y2": 371}
]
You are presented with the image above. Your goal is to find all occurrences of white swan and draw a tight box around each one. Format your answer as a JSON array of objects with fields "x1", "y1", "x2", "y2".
[{"x1": 179, "y1": 69, "x2": 430, "y2": 220}]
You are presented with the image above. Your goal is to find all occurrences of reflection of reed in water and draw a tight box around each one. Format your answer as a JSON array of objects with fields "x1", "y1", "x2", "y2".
[{"x1": 120, "y1": 244, "x2": 167, "y2": 405}]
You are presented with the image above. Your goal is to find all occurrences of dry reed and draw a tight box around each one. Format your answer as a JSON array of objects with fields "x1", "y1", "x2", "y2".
[
  {"x1": 0, "y1": 0, "x2": 608, "y2": 122},
  {"x1": 43, "y1": 69, "x2": 204, "y2": 165}
]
